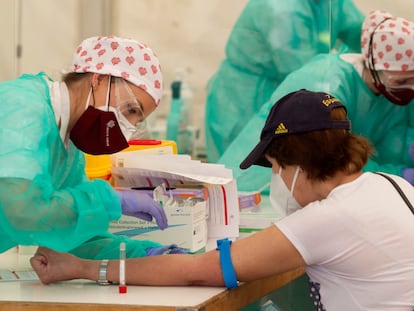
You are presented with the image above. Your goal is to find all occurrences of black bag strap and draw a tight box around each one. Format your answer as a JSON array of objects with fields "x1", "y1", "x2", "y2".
[{"x1": 375, "y1": 172, "x2": 414, "y2": 215}]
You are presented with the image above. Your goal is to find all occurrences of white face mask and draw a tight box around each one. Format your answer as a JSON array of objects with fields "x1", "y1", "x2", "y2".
[{"x1": 269, "y1": 166, "x2": 301, "y2": 217}]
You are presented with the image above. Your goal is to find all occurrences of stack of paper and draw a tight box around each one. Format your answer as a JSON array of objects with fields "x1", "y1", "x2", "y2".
[{"x1": 110, "y1": 152, "x2": 240, "y2": 246}]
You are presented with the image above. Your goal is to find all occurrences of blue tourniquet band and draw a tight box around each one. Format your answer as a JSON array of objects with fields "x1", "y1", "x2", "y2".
[{"x1": 216, "y1": 238, "x2": 238, "y2": 289}]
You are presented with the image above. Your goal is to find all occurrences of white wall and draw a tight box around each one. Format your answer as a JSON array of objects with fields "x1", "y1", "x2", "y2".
[
  {"x1": 0, "y1": 1, "x2": 79, "y2": 80},
  {"x1": 114, "y1": 0, "x2": 247, "y2": 124},
  {"x1": 355, "y1": 0, "x2": 414, "y2": 20},
  {"x1": 1, "y1": 0, "x2": 414, "y2": 150}
]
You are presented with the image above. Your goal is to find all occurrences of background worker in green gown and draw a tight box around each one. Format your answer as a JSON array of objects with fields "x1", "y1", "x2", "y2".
[
  {"x1": 219, "y1": 10, "x2": 414, "y2": 218},
  {"x1": 205, "y1": 0, "x2": 364, "y2": 163}
]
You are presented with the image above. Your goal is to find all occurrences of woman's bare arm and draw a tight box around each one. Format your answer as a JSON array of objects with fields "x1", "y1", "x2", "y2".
[{"x1": 31, "y1": 225, "x2": 305, "y2": 286}]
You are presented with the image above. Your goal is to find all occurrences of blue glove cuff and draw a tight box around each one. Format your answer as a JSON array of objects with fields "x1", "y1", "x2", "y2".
[{"x1": 216, "y1": 238, "x2": 238, "y2": 289}]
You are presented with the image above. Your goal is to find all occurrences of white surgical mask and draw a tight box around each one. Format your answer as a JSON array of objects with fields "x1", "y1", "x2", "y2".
[{"x1": 269, "y1": 166, "x2": 301, "y2": 218}]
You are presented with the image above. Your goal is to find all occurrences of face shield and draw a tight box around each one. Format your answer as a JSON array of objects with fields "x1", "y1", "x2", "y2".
[
  {"x1": 113, "y1": 77, "x2": 149, "y2": 140},
  {"x1": 372, "y1": 71, "x2": 414, "y2": 105},
  {"x1": 378, "y1": 71, "x2": 414, "y2": 91}
]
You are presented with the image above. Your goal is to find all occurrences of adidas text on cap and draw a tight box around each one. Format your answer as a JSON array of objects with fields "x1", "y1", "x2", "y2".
[{"x1": 239, "y1": 89, "x2": 351, "y2": 169}]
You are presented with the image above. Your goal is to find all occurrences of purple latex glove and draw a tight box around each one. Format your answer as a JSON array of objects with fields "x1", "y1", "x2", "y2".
[
  {"x1": 401, "y1": 143, "x2": 414, "y2": 186},
  {"x1": 146, "y1": 244, "x2": 188, "y2": 256},
  {"x1": 117, "y1": 190, "x2": 168, "y2": 230},
  {"x1": 402, "y1": 142, "x2": 414, "y2": 185},
  {"x1": 409, "y1": 142, "x2": 414, "y2": 161},
  {"x1": 402, "y1": 168, "x2": 414, "y2": 186}
]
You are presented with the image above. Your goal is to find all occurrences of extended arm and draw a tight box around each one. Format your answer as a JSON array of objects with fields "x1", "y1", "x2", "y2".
[{"x1": 31, "y1": 225, "x2": 305, "y2": 286}]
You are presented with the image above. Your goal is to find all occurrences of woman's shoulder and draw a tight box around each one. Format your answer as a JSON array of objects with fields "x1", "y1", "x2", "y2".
[
  {"x1": 1, "y1": 72, "x2": 50, "y2": 94},
  {"x1": 0, "y1": 72, "x2": 52, "y2": 121}
]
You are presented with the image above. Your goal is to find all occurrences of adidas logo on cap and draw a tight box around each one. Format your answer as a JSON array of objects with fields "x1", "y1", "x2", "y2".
[{"x1": 275, "y1": 122, "x2": 288, "y2": 135}]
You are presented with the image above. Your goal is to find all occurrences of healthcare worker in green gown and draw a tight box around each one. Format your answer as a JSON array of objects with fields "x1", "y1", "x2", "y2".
[
  {"x1": 219, "y1": 10, "x2": 414, "y2": 216},
  {"x1": 205, "y1": 0, "x2": 364, "y2": 163},
  {"x1": 0, "y1": 36, "x2": 184, "y2": 260}
]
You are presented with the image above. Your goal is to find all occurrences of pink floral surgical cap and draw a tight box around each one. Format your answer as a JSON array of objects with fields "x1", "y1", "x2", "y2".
[
  {"x1": 361, "y1": 10, "x2": 414, "y2": 71},
  {"x1": 72, "y1": 35, "x2": 163, "y2": 105}
]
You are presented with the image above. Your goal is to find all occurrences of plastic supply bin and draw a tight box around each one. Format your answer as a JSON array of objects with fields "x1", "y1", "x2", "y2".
[{"x1": 84, "y1": 139, "x2": 177, "y2": 181}]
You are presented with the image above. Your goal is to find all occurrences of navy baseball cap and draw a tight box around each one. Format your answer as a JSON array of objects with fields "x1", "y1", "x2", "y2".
[{"x1": 240, "y1": 89, "x2": 351, "y2": 169}]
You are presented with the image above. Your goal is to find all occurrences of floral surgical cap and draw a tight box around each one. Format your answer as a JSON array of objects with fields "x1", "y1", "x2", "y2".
[
  {"x1": 71, "y1": 35, "x2": 163, "y2": 105},
  {"x1": 361, "y1": 10, "x2": 414, "y2": 71}
]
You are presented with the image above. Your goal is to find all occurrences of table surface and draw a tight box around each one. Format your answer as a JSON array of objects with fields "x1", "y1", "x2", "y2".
[{"x1": 0, "y1": 248, "x2": 304, "y2": 311}]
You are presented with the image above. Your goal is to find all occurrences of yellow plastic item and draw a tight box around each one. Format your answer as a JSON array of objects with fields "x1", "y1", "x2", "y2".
[
  {"x1": 84, "y1": 154, "x2": 113, "y2": 181},
  {"x1": 84, "y1": 139, "x2": 177, "y2": 181}
]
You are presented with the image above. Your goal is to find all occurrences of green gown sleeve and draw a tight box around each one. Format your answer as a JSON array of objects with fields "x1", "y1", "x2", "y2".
[
  {"x1": 0, "y1": 177, "x2": 121, "y2": 252},
  {"x1": 68, "y1": 232, "x2": 163, "y2": 260}
]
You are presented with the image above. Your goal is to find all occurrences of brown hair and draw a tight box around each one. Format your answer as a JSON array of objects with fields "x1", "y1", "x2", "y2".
[
  {"x1": 61, "y1": 72, "x2": 92, "y2": 85},
  {"x1": 265, "y1": 107, "x2": 374, "y2": 181}
]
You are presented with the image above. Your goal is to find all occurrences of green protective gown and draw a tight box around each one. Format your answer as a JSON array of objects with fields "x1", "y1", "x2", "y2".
[
  {"x1": 205, "y1": 0, "x2": 364, "y2": 163},
  {"x1": 0, "y1": 73, "x2": 162, "y2": 259},
  {"x1": 219, "y1": 53, "x2": 414, "y2": 192}
]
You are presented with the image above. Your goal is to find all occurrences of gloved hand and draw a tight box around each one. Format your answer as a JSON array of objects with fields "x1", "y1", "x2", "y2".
[
  {"x1": 402, "y1": 168, "x2": 414, "y2": 186},
  {"x1": 402, "y1": 142, "x2": 414, "y2": 185},
  {"x1": 117, "y1": 190, "x2": 168, "y2": 230},
  {"x1": 409, "y1": 142, "x2": 414, "y2": 161},
  {"x1": 145, "y1": 244, "x2": 188, "y2": 256}
]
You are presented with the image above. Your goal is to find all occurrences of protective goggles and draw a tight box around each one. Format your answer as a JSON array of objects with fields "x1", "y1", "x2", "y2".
[
  {"x1": 378, "y1": 71, "x2": 414, "y2": 91},
  {"x1": 113, "y1": 77, "x2": 148, "y2": 139}
]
